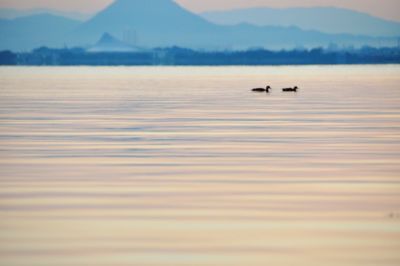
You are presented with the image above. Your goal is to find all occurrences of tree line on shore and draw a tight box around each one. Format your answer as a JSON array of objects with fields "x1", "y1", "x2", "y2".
[{"x1": 1, "y1": 46, "x2": 399, "y2": 66}]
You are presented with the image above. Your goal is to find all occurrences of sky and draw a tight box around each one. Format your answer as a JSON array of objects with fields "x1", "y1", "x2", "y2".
[{"x1": 0, "y1": 0, "x2": 399, "y2": 22}]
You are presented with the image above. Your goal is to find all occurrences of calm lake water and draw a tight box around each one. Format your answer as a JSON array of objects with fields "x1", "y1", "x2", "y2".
[{"x1": 0, "y1": 66, "x2": 400, "y2": 266}]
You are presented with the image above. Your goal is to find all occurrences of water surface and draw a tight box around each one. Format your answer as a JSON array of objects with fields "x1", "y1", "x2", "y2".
[{"x1": 0, "y1": 66, "x2": 400, "y2": 265}]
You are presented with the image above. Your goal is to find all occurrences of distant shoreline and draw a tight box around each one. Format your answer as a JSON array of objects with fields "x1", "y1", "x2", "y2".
[
  {"x1": 1, "y1": 63, "x2": 399, "y2": 67},
  {"x1": 1, "y1": 46, "x2": 400, "y2": 66}
]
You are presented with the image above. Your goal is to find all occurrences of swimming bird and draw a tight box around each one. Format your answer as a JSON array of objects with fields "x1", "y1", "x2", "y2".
[
  {"x1": 282, "y1": 86, "x2": 299, "y2": 92},
  {"x1": 252, "y1": 86, "x2": 271, "y2": 93}
]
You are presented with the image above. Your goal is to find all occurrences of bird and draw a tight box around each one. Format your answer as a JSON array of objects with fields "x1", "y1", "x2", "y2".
[
  {"x1": 282, "y1": 86, "x2": 299, "y2": 92},
  {"x1": 252, "y1": 86, "x2": 271, "y2": 93}
]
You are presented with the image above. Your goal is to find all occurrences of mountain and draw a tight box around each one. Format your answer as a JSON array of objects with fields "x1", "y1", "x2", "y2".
[
  {"x1": 0, "y1": 14, "x2": 80, "y2": 51},
  {"x1": 201, "y1": 7, "x2": 400, "y2": 37},
  {"x1": 73, "y1": 0, "x2": 220, "y2": 48},
  {"x1": 0, "y1": 0, "x2": 396, "y2": 52},
  {"x1": 0, "y1": 8, "x2": 92, "y2": 21},
  {"x1": 73, "y1": 0, "x2": 392, "y2": 50},
  {"x1": 87, "y1": 33, "x2": 143, "y2": 52}
]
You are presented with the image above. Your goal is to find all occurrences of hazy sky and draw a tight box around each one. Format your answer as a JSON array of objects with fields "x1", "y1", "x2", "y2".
[{"x1": 1, "y1": 0, "x2": 399, "y2": 21}]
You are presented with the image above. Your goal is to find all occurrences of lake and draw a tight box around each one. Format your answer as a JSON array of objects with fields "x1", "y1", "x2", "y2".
[{"x1": 0, "y1": 66, "x2": 400, "y2": 266}]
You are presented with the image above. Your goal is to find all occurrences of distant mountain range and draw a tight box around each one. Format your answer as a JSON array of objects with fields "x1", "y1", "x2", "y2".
[
  {"x1": 0, "y1": 14, "x2": 80, "y2": 51},
  {"x1": 0, "y1": 8, "x2": 91, "y2": 21},
  {"x1": 202, "y1": 7, "x2": 400, "y2": 37},
  {"x1": 0, "y1": 0, "x2": 398, "y2": 52}
]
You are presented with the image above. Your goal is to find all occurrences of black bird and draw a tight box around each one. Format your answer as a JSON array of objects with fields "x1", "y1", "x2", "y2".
[
  {"x1": 282, "y1": 86, "x2": 299, "y2": 92},
  {"x1": 252, "y1": 86, "x2": 271, "y2": 93}
]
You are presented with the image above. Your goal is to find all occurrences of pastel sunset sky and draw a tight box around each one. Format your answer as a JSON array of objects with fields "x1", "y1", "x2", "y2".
[{"x1": 0, "y1": 0, "x2": 399, "y2": 21}]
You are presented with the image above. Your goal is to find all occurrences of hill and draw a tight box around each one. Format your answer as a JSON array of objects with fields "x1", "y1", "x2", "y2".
[
  {"x1": 0, "y1": 1, "x2": 396, "y2": 51},
  {"x1": 87, "y1": 33, "x2": 143, "y2": 52},
  {"x1": 73, "y1": 0, "x2": 390, "y2": 50},
  {"x1": 201, "y1": 7, "x2": 400, "y2": 37},
  {"x1": 0, "y1": 14, "x2": 80, "y2": 51},
  {"x1": 73, "y1": 0, "x2": 219, "y2": 48},
  {"x1": 0, "y1": 8, "x2": 91, "y2": 21}
]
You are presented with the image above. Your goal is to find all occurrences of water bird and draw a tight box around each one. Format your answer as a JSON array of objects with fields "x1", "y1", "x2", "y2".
[
  {"x1": 282, "y1": 86, "x2": 299, "y2": 92},
  {"x1": 252, "y1": 86, "x2": 271, "y2": 93}
]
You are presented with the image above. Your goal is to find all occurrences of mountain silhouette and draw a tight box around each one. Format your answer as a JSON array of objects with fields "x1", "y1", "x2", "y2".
[
  {"x1": 0, "y1": 8, "x2": 91, "y2": 21},
  {"x1": 202, "y1": 7, "x2": 400, "y2": 37},
  {"x1": 74, "y1": 0, "x2": 219, "y2": 48},
  {"x1": 73, "y1": 0, "x2": 391, "y2": 50},
  {"x1": 0, "y1": 14, "x2": 79, "y2": 51},
  {"x1": 87, "y1": 32, "x2": 142, "y2": 52},
  {"x1": 0, "y1": 0, "x2": 396, "y2": 51}
]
